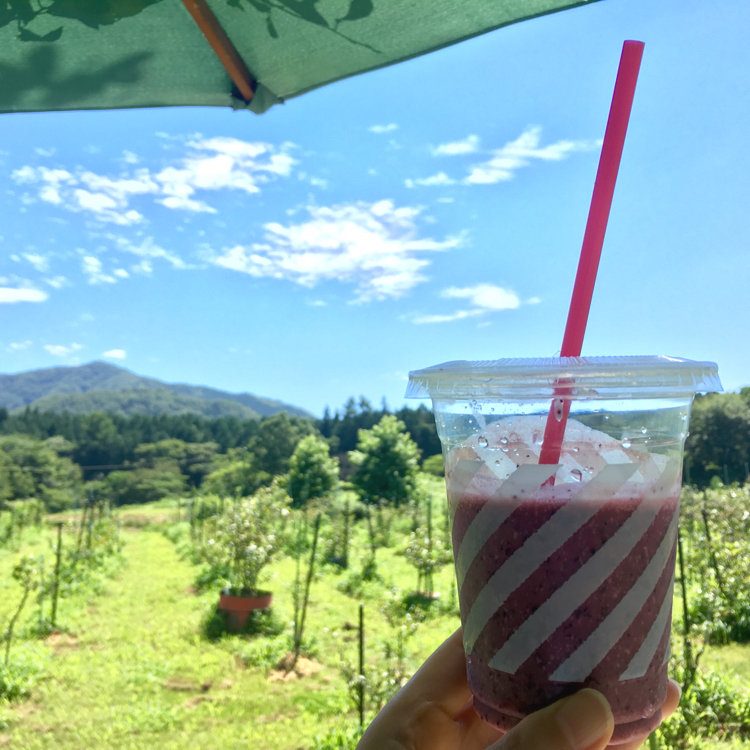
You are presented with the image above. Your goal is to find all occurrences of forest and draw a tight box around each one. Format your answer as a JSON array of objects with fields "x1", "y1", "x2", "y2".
[{"x1": 0, "y1": 389, "x2": 748, "y2": 511}]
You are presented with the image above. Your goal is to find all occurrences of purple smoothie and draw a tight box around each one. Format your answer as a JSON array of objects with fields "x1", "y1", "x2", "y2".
[
  {"x1": 407, "y1": 357, "x2": 719, "y2": 746},
  {"x1": 451, "y1": 486, "x2": 678, "y2": 746}
]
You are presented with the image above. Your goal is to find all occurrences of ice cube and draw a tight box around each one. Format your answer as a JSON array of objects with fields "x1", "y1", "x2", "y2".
[
  {"x1": 476, "y1": 446, "x2": 517, "y2": 480},
  {"x1": 573, "y1": 463, "x2": 638, "y2": 501},
  {"x1": 637, "y1": 453, "x2": 681, "y2": 497},
  {"x1": 445, "y1": 448, "x2": 481, "y2": 498},
  {"x1": 450, "y1": 415, "x2": 684, "y2": 498},
  {"x1": 601, "y1": 447, "x2": 632, "y2": 465}
]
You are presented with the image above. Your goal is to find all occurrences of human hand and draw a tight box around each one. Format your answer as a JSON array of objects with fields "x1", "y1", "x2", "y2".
[{"x1": 357, "y1": 628, "x2": 680, "y2": 750}]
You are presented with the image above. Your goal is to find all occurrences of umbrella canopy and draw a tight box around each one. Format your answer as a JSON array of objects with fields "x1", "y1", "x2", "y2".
[{"x1": 0, "y1": 0, "x2": 601, "y2": 115}]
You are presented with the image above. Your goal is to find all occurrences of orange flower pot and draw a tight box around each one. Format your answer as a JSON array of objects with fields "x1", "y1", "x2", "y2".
[{"x1": 218, "y1": 590, "x2": 272, "y2": 632}]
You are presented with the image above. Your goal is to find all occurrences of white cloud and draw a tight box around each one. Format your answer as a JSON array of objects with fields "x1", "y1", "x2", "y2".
[
  {"x1": 8, "y1": 340, "x2": 32, "y2": 351},
  {"x1": 44, "y1": 343, "x2": 83, "y2": 357},
  {"x1": 23, "y1": 253, "x2": 49, "y2": 272},
  {"x1": 431, "y1": 134, "x2": 480, "y2": 156},
  {"x1": 154, "y1": 137, "x2": 296, "y2": 212},
  {"x1": 73, "y1": 189, "x2": 126, "y2": 221},
  {"x1": 412, "y1": 283, "x2": 524, "y2": 325},
  {"x1": 408, "y1": 127, "x2": 598, "y2": 189},
  {"x1": 443, "y1": 283, "x2": 521, "y2": 310},
  {"x1": 74, "y1": 189, "x2": 117, "y2": 212},
  {"x1": 131, "y1": 260, "x2": 153, "y2": 275},
  {"x1": 13, "y1": 166, "x2": 72, "y2": 185},
  {"x1": 465, "y1": 126, "x2": 599, "y2": 185},
  {"x1": 108, "y1": 235, "x2": 187, "y2": 270},
  {"x1": 412, "y1": 308, "x2": 485, "y2": 325},
  {"x1": 81, "y1": 256, "x2": 117, "y2": 285},
  {"x1": 10, "y1": 137, "x2": 297, "y2": 224},
  {"x1": 103, "y1": 349, "x2": 127, "y2": 360},
  {"x1": 45, "y1": 276, "x2": 69, "y2": 289},
  {"x1": 211, "y1": 200, "x2": 463, "y2": 303},
  {"x1": 369, "y1": 124, "x2": 398, "y2": 134},
  {"x1": 0, "y1": 286, "x2": 48, "y2": 303},
  {"x1": 69, "y1": 235, "x2": 185, "y2": 286},
  {"x1": 404, "y1": 172, "x2": 456, "y2": 189},
  {"x1": 14, "y1": 167, "x2": 70, "y2": 206},
  {"x1": 40, "y1": 185, "x2": 63, "y2": 204}
]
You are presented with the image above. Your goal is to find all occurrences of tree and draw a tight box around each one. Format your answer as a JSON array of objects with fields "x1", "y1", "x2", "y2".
[
  {"x1": 134, "y1": 438, "x2": 219, "y2": 488},
  {"x1": 0, "y1": 434, "x2": 81, "y2": 511},
  {"x1": 286, "y1": 435, "x2": 339, "y2": 507},
  {"x1": 421, "y1": 453, "x2": 445, "y2": 477},
  {"x1": 73, "y1": 412, "x2": 124, "y2": 477},
  {"x1": 202, "y1": 453, "x2": 261, "y2": 498},
  {"x1": 245, "y1": 413, "x2": 316, "y2": 479},
  {"x1": 349, "y1": 415, "x2": 420, "y2": 507},
  {"x1": 100, "y1": 467, "x2": 186, "y2": 506},
  {"x1": 685, "y1": 393, "x2": 750, "y2": 486},
  {"x1": 394, "y1": 404, "x2": 441, "y2": 459},
  {"x1": 0, "y1": 450, "x2": 26, "y2": 506}
]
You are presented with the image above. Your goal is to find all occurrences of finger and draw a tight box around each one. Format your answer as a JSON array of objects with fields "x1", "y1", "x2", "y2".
[
  {"x1": 662, "y1": 679, "x2": 681, "y2": 720},
  {"x1": 453, "y1": 699, "x2": 504, "y2": 750},
  {"x1": 614, "y1": 680, "x2": 682, "y2": 750},
  {"x1": 401, "y1": 628, "x2": 473, "y2": 717},
  {"x1": 357, "y1": 629, "x2": 473, "y2": 750},
  {"x1": 490, "y1": 689, "x2": 614, "y2": 750}
]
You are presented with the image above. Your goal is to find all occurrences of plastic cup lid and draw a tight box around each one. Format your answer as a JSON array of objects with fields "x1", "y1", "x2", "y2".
[{"x1": 406, "y1": 355, "x2": 722, "y2": 401}]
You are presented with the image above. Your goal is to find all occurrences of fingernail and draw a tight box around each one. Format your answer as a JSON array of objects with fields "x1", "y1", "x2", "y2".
[{"x1": 556, "y1": 689, "x2": 614, "y2": 749}]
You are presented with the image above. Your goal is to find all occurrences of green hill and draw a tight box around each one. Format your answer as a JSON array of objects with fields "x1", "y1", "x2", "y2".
[
  {"x1": 0, "y1": 362, "x2": 311, "y2": 419},
  {"x1": 27, "y1": 388, "x2": 263, "y2": 419}
]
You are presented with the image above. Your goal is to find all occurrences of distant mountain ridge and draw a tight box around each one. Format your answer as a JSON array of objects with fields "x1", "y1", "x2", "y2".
[{"x1": 0, "y1": 362, "x2": 312, "y2": 419}]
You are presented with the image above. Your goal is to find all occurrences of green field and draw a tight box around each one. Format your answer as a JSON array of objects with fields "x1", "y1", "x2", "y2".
[
  {"x1": 0, "y1": 489, "x2": 460, "y2": 748},
  {"x1": 1, "y1": 486, "x2": 749, "y2": 749}
]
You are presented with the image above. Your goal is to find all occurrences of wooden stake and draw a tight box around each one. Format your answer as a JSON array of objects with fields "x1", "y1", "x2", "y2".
[
  {"x1": 51, "y1": 522, "x2": 63, "y2": 628},
  {"x1": 358, "y1": 602, "x2": 365, "y2": 729}
]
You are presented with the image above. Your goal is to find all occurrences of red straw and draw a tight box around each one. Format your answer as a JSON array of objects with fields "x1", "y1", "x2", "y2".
[{"x1": 539, "y1": 40, "x2": 645, "y2": 467}]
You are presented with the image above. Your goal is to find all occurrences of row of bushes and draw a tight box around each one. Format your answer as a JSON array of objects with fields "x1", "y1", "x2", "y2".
[{"x1": 0, "y1": 502, "x2": 123, "y2": 703}]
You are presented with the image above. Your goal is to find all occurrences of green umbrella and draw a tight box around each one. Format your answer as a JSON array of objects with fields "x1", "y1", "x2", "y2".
[{"x1": 0, "y1": 0, "x2": 602, "y2": 115}]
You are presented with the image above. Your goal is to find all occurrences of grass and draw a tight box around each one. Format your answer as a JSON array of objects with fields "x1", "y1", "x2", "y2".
[
  {"x1": 692, "y1": 644, "x2": 750, "y2": 748},
  {"x1": 702, "y1": 643, "x2": 750, "y2": 690},
  {"x1": 1, "y1": 529, "x2": 349, "y2": 748},
  {"x1": 0, "y1": 489, "x2": 460, "y2": 748},
  {"x1": 1, "y1": 483, "x2": 749, "y2": 749}
]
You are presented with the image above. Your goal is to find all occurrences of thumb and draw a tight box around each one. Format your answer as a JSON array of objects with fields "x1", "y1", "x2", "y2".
[{"x1": 490, "y1": 689, "x2": 614, "y2": 750}]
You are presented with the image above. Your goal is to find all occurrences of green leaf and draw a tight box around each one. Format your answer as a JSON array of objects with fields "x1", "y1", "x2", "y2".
[
  {"x1": 337, "y1": 0, "x2": 373, "y2": 24},
  {"x1": 276, "y1": 0, "x2": 328, "y2": 28}
]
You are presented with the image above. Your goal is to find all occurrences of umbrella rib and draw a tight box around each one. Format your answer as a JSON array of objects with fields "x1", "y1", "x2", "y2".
[{"x1": 181, "y1": 0, "x2": 256, "y2": 102}]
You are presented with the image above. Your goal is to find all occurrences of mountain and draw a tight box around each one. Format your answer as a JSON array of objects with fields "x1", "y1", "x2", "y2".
[{"x1": 0, "y1": 362, "x2": 312, "y2": 419}]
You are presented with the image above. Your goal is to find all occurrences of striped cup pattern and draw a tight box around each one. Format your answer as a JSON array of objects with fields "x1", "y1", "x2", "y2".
[{"x1": 447, "y1": 454, "x2": 680, "y2": 741}]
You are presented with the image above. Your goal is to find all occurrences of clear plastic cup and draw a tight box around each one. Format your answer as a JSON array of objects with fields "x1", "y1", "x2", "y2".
[{"x1": 407, "y1": 356, "x2": 721, "y2": 745}]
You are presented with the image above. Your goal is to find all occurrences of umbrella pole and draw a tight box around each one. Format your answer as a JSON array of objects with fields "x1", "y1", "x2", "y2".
[{"x1": 181, "y1": 0, "x2": 256, "y2": 103}]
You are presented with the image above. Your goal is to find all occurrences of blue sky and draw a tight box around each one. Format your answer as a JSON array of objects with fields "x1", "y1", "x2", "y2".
[{"x1": 1, "y1": 0, "x2": 748, "y2": 417}]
